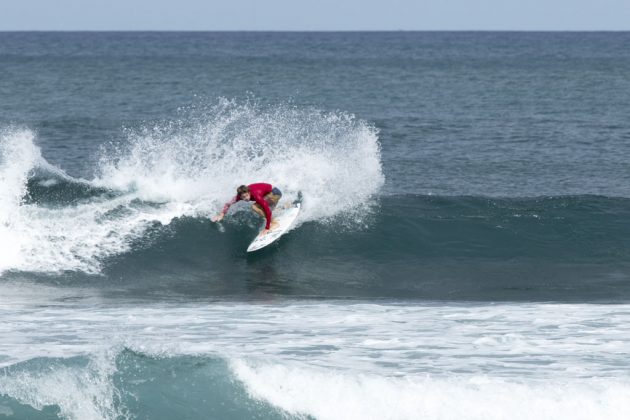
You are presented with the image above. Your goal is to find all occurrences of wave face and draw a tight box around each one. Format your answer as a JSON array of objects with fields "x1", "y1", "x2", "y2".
[
  {"x1": 107, "y1": 193, "x2": 630, "y2": 302},
  {"x1": 6, "y1": 174, "x2": 630, "y2": 300},
  {"x1": 0, "y1": 101, "x2": 383, "y2": 275}
]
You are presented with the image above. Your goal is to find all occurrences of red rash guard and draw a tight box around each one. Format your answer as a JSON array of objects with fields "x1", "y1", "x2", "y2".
[{"x1": 222, "y1": 183, "x2": 274, "y2": 229}]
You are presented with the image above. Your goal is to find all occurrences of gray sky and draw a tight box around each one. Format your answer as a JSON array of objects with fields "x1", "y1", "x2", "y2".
[{"x1": 1, "y1": 0, "x2": 629, "y2": 31}]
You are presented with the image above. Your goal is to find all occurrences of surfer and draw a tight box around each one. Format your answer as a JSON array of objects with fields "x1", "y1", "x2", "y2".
[{"x1": 212, "y1": 183, "x2": 282, "y2": 235}]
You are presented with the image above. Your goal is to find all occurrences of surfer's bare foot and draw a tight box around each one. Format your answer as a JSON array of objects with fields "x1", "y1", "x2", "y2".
[{"x1": 270, "y1": 220, "x2": 279, "y2": 230}]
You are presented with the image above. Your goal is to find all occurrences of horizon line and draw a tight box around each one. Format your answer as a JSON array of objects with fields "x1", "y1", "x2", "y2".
[{"x1": 1, "y1": 29, "x2": 629, "y2": 33}]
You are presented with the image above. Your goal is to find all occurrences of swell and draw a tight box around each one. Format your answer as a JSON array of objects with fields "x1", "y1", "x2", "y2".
[
  {"x1": 113, "y1": 193, "x2": 630, "y2": 263},
  {"x1": 24, "y1": 174, "x2": 629, "y2": 265},
  {"x1": 8, "y1": 172, "x2": 630, "y2": 300},
  {"x1": 88, "y1": 194, "x2": 630, "y2": 302},
  {"x1": 23, "y1": 174, "x2": 630, "y2": 270},
  {"x1": 4, "y1": 112, "x2": 630, "y2": 301},
  {"x1": 374, "y1": 194, "x2": 630, "y2": 261}
]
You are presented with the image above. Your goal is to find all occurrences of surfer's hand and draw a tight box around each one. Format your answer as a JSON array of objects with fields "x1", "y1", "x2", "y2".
[{"x1": 211, "y1": 213, "x2": 224, "y2": 222}]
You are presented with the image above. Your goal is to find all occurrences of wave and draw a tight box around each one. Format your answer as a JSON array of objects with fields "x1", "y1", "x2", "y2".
[
  {"x1": 233, "y1": 360, "x2": 630, "y2": 420},
  {"x1": 0, "y1": 351, "x2": 287, "y2": 420},
  {"x1": 3, "y1": 300, "x2": 630, "y2": 419},
  {"x1": 98, "y1": 192, "x2": 630, "y2": 264},
  {"x1": 1, "y1": 349, "x2": 629, "y2": 420},
  {"x1": 85, "y1": 193, "x2": 630, "y2": 301},
  {"x1": 3, "y1": 101, "x2": 630, "y2": 302},
  {"x1": 0, "y1": 100, "x2": 384, "y2": 275}
]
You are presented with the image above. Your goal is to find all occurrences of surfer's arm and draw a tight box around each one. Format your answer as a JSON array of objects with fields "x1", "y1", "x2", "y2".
[
  {"x1": 254, "y1": 196, "x2": 273, "y2": 229},
  {"x1": 212, "y1": 196, "x2": 239, "y2": 222}
]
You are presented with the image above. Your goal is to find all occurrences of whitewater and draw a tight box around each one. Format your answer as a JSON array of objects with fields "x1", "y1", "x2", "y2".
[{"x1": 2, "y1": 296, "x2": 630, "y2": 420}]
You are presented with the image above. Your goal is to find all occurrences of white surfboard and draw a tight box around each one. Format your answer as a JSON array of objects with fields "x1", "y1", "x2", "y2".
[{"x1": 247, "y1": 203, "x2": 301, "y2": 252}]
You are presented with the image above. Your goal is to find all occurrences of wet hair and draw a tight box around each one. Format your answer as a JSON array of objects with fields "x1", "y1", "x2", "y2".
[{"x1": 237, "y1": 185, "x2": 249, "y2": 196}]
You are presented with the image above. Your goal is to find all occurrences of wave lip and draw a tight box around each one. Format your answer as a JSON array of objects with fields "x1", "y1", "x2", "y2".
[{"x1": 0, "y1": 128, "x2": 43, "y2": 273}]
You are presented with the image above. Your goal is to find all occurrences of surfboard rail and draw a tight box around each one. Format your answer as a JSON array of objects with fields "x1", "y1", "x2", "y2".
[{"x1": 247, "y1": 203, "x2": 301, "y2": 252}]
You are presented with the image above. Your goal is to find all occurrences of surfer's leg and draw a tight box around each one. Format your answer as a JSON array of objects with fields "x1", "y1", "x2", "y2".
[
  {"x1": 251, "y1": 203, "x2": 279, "y2": 229},
  {"x1": 251, "y1": 203, "x2": 265, "y2": 218}
]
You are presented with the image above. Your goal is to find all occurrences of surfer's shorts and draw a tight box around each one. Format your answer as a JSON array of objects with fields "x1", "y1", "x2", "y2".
[
  {"x1": 253, "y1": 187, "x2": 283, "y2": 214},
  {"x1": 266, "y1": 187, "x2": 282, "y2": 210}
]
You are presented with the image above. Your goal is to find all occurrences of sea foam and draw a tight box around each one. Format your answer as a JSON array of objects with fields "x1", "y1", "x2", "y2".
[
  {"x1": 2, "y1": 301, "x2": 630, "y2": 420},
  {"x1": 232, "y1": 360, "x2": 630, "y2": 420}
]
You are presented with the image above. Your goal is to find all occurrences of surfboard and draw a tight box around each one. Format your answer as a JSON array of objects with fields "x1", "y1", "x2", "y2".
[{"x1": 247, "y1": 203, "x2": 301, "y2": 252}]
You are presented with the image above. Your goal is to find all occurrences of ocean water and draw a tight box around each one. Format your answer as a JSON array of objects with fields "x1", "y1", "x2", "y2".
[{"x1": 1, "y1": 31, "x2": 630, "y2": 419}]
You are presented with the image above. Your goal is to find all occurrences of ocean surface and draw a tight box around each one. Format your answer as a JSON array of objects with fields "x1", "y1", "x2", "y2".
[{"x1": 1, "y1": 31, "x2": 630, "y2": 419}]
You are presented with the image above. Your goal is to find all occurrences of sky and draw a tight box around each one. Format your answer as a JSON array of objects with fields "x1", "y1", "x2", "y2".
[{"x1": 1, "y1": 0, "x2": 629, "y2": 31}]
